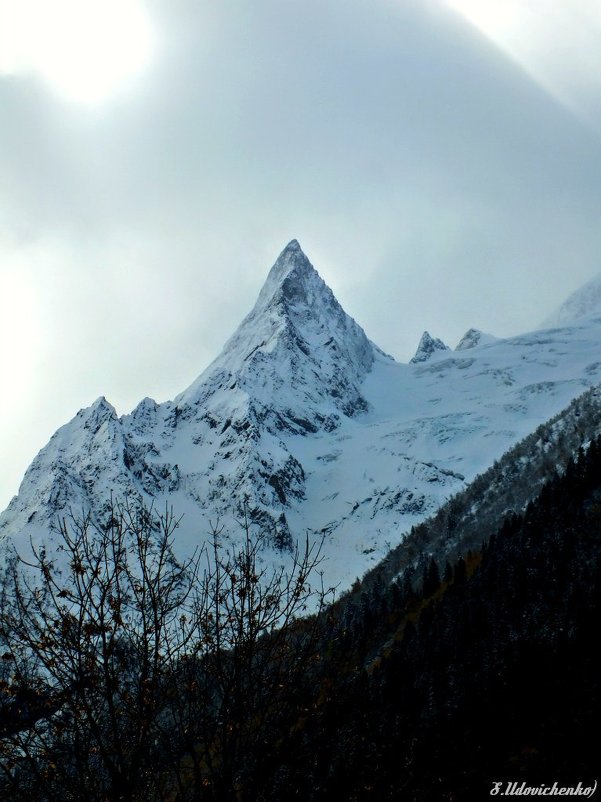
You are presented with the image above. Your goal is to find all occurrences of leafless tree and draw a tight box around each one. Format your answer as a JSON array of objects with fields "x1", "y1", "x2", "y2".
[
  {"x1": 165, "y1": 507, "x2": 332, "y2": 801},
  {"x1": 0, "y1": 499, "x2": 332, "y2": 802}
]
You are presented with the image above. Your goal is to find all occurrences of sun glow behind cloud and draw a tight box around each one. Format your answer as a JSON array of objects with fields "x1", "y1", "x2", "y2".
[
  {"x1": 446, "y1": 0, "x2": 601, "y2": 129},
  {"x1": 0, "y1": 0, "x2": 156, "y2": 103},
  {"x1": 446, "y1": 0, "x2": 520, "y2": 36}
]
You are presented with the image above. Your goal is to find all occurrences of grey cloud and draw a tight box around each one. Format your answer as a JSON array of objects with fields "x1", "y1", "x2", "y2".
[{"x1": 1, "y1": 0, "x2": 601, "y2": 505}]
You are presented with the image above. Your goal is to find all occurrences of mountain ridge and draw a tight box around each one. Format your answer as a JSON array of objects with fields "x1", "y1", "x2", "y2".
[{"x1": 3, "y1": 242, "x2": 601, "y2": 590}]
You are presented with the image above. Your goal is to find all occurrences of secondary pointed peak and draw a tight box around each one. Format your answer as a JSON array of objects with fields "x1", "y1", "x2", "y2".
[
  {"x1": 455, "y1": 328, "x2": 498, "y2": 351},
  {"x1": 410, "y1": 331, "x2": 450, "y2": 364},
  {"x1": 82, "y1": 396, "x2": 117, "y2": 416}
]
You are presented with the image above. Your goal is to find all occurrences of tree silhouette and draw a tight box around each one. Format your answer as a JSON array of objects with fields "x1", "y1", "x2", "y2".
[{"x1": 0, "y1": 498, "x2": 331, "y2": 802}]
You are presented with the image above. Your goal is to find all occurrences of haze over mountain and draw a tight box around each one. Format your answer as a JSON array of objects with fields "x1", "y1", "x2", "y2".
[
  {"x1": 3, "y1": 0, "x2": 601, "y2": 524},
  {"x1": 3, "y1": 241, "x2": 601, "y2": 590},
  {"x1": 541, "y1": 271, "x2": 601, "y2": 329}
]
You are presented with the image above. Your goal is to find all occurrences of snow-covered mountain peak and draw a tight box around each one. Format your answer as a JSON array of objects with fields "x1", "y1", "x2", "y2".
[
  {"x1": 541, "y1": 272, "x2": 601, "y2": 329},
  {"x1": 410, "y1": 331, "x2": 450, "y2": 364},
  {"x1": 176, "y1": 241, "x2": 383, "y2": 428},
  {"x1": 254, "y1": 239, "x2": 315, "y2": 309},
  {"x1": 69, "y1": 396, "x2": 119, "y2": 437},
  {"x1": 251, "y1": 240, "x2": 348, "y2": 326},
  {"x1": 85, "y1": 395, "x2": 116, "y2": 417},
  {"x1": 455, "y1": 328, "x2": 498, "y2": 351}
]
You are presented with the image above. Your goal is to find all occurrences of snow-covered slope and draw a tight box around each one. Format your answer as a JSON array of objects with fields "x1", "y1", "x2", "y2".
[
  {"x1": 3, "y1": 241, "x2": 601, "y2": 589},
  {"x1": 541, "y1": 272, "x2": 601, "y2": 328}
]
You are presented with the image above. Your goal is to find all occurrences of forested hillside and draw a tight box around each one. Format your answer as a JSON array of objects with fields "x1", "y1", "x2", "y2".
[
  {"x1": 260, "y1": 432, "x2": 601, "y2": 799},
  {"x1": 2, "y1": 405, "x2": 601, "y2": 800}
]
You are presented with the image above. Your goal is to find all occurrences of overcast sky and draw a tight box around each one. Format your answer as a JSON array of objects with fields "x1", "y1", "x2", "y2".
[{"x1": 1, "y1": 0, "x2": 601, "y2": 510}]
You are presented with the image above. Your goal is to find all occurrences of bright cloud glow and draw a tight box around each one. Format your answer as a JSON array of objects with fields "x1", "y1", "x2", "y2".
[
  {"x1": 0, "y1": 0, "x2": 155, "y2": 103},
  {"x1": 445, "y1": 0, "x2": 601, "y2": 127},
  {"x1": 446, "y1": 0, "x2": 520, "y2": 36}
]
